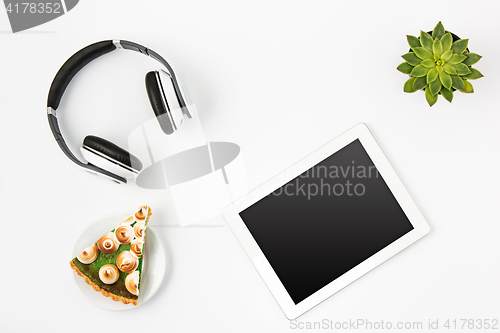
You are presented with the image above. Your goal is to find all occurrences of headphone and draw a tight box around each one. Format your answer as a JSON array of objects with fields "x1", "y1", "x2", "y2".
[{"x1": 47, "y1": 40, "x2": 191, "y2": 184}]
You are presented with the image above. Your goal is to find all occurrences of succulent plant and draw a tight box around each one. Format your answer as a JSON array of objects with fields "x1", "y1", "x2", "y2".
[{"x1": 397, "y1": 22, "x2": 483, "y2": 106}]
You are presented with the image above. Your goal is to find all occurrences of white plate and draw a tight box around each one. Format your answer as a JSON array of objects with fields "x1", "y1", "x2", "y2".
[{"x1": 71, "y1": 214, "x2": 166, "y2": 310}]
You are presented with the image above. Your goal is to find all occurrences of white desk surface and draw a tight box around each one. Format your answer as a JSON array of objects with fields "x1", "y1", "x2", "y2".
[{"x1": 1, "y1": 1, "x2": 499, "y2": 332}]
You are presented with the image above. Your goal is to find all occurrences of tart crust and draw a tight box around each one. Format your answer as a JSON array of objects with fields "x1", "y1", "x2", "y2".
[{"x1": 70, "y1": 260, "x2": 138, "y2": 306}]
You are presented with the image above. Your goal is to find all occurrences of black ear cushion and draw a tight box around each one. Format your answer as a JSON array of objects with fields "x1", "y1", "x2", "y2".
[
  {"x1": 83, "y1": 136, "x2": 143, "y2": 171},
  {"x1": 145, "y1": 71, "x2": 174, "y2": 135}
]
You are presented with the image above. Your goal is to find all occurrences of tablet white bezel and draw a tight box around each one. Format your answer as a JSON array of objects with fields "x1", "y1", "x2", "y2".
[{"x1": 222, "y1": 123, "x2": 430, "y2": 319}]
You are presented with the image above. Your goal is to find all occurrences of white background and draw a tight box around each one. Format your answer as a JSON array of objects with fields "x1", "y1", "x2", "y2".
[{"x1": 1, "y1": 1, "x2": 499, "y2": 332}]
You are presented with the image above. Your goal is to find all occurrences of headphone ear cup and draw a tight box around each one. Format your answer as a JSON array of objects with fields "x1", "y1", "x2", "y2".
[
  {"x1": 81, "y1": 136, "x2": 143, "y2": 179},
  {"x1": 145, "y1": 71, "x2": 174, "y2": 135}
]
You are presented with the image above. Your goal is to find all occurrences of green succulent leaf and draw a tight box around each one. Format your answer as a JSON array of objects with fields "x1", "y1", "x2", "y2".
[
  {"x1": 425, "y1": 85, "x2": 438, "y2": 106},
  {"x1": 410, "y1": 64, "x2": 429, "y2": 77},
  {"x1": 413, "y1": 47, "x2": 434, "y2": 60},
  {"x1": 441, "y1": 50, "x2": 453, "y2": 62},
  {"x1": 421, "y1": 59, "x2": 436, "y2": 68},
  {"x1": 407, "y1": 35, "x2": 421, "y2": 49},
  {"x1": 429, "y1": 77, "x2": 442, "y2": 96},
  {"x1": 447, "y1": 54, "x2": 467, "y2": 65},
  {"x1": 440, "y1": 87, "x2": 453, "y2": 102},
  {"x1": 463, "y1": 53, "x2": 482, "y2": 66},
  {"x1": 459, "y1": 80, "x2": 474, "y2": 93},
  {"x1": 441, "y1": 33, "x2": 453, "y2": 51},
  {"x1": 451, "y1": 39, "x2": 469, "y2": 54},
  {"x1": 402, "y1": 52, "x2": 422, "y2": 66},
  {"x1": 451, "y1": 75, "x2": 465, "y2": 90},
  {"x1": 397, "y1": 62, "x2": 414, "y2": 74},
  {"x1": 443, "y1": 63, "x2": 457, "y2": 75},
  {"x1": 413, "y1": 76, "x2": 427, "y2": 90},
  {"x1": 420, "y1": 31, "x2": 433, "y2": 51},
  {"x1": 436, "y1": 65, "x2": 444, "y2": 73},
  {"x1": 432, "y1": 38, "x2": 443, "y2": 57},
  {"x1": 453, "y1": 63, "x2": 472, "y2": 75},
  {"x1": 439, "y1": 71, "x2": 452, "y2": 90},
  {"x1": 462, "y1": 68, "x2": 484, "y2": 80},
  {"x1": 432, "y1": 22, "x2": 445, "y2": 40},
  {"x1": 427, "y1": 67, "x2": 439, "y2": 83},
  {"x1": 404, "y1": 77, "x2": 416, "y2": 93}
]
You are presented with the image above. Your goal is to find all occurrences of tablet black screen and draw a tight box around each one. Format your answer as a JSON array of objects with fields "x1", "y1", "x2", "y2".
[{"x1": 239, "y1": 139, "x2": 414, "y2": 304}]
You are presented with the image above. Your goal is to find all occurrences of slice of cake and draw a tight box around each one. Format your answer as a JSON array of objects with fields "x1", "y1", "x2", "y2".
[{"x1": 70, "y1": 206, "x2": 152, "y2": 305}]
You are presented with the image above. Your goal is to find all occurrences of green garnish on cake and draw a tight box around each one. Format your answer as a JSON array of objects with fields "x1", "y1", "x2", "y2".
[{"x1": 70, "y1": 206, "x2": 152, "y2": 305}]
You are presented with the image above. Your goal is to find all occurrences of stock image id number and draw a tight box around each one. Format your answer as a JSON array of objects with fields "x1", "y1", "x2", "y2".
[
  {"x1": 5, "y1": 2, "x2": 62, "y2": 14},
  {"x1": 443, "y1": 319, "x2": 498, "y2": 330}
]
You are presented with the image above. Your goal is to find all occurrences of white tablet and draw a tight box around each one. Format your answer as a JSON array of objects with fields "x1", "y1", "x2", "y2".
[{"x1": 222, "y1": 123, "x2": 430, "y2": 319}]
